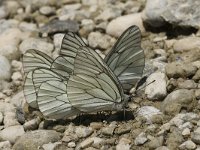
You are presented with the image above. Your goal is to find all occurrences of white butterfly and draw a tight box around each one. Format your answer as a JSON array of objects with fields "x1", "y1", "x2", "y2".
[{"x1": 23, "y1": 25, "x2": 145, "y2": 119}]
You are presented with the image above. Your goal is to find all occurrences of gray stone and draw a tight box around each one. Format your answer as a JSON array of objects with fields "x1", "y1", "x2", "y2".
[
  {"x1": 80, "y1": 19, "x2": 95, "y2": 35},
  {"x1": 102, "y1": 126, "x2": 116, "y2": 136},
  {"x1": 0, "y1": 55, "x2": 11, "y2": 81},
  {"x1": 68, "y1": 142, "x2": 76, "y2": 148},
  {"x1": 182, "y1": 128, "x2": 190, "y2": 137},
  {"x1": 162, "y1": 89, "x2": 194, "y2": 115},
  {"x1": 179, "y1": 140, "x2": 196, "y2": 150},
  {"x1": 79, "y1": 137, "x2": 94, "y2": 149},
  {"x1": 53, "y1": 33, "x2": 64, "y2": 58},
  {"x1": 88, "y1": 32, "x2": 115, "y2": 50},
  {"x1": 165, "y1": 62, "x2": 198, "y2": 78},
  {"x1": 0, "y1": 141, "x2": 11, "y2": 150},
  {"x1": 177, "y1": 80, "x2": 197, "y2": 89},
  {"x1": 143, "y1": 0, "x2": 200, "y2": 28},
  {"x1": 173, "y1": 37, "x2": 200, "y2": 53},
  {"x1": 75, "y1": 126, "x2": 93, "y2": 138},
  {"x1": 13, "y1": 130, "x2": 61, "y2": 150},
  {"x1": 155, "y1": 146, "x2": 169, "y2": 150},
  {"x1": 23, "y1": 117, "x2": 41, "y2": 131},
  {"x1": 195, "y1": 89, "x2": 200, "y2": 100},
  {"x1": 106, "y1": 13, "x2": 145, "y2": 38},
  {"x1": 19, "y1": 38, "x2": 54, "y2": 55},
  {"x1": 11, "y1": 60, "x2": 22, "y2": 72},
  {"x1": 39, "y1": 6, "x2": 55, "y2": 16},
  {"x1": 39, "y1": 20, "x2": 79, "y2": 35},
  {"x1": 134, "y1": 132, "x2": 148, "y2": 145},
  {"x1": 0, "y1": 28, "x2": 28, "y2": 60},
  {"x1": 145, "y1": 72, "x2": 167, "y2": 100},
  {"x1": 0, "y1": 6, "x2": 8, "y2": 19},
  {"x1": 0, "y1": 19, "x2": 19, "y2": 34},
  {"x1": 193, "y1": 69, "x2": 200, "y2": 81},
  {"x1": 19, "y1": 22, "x2": 38, "y2": 32},
  {"x1": 136, "y1": 106, "x2": 162, "y2": 124},
  {"x1": 148, "y1": 136, "x2": 164, "y2": 149},
  {"x1": 42, "y1": 142, "x2": 62, "y2": 150},
  {"x1": 116, "y1": 143, "x2": 130, "y2": 150},
  {"x1": 0, "y1": 125, "x2": 25, "y2": 144},
  {"x1": 10, "y1": 90, "x2": 26, "y2": 108},
  {"x1": 142, "y1": 0, "x2": 167, "y2": 27}
]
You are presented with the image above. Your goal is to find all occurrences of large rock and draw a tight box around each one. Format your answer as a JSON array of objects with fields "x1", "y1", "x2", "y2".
[
  {"x1": 161, "y1": 89, "x2": 195, "y2": 115},
  {"x1": 106, "y1": 13, "x2": 145, "y2": 38},
  {"x1": 145, "y1": 72, "x2": 167, "y2": 100},
  {"x1": 143, "y1": 0, "x2": 200, "y2": 28},
  {"x1": 13, "y1": 130, "x2": 61, "y2": 150},
  {"x1": 0, "y1": 125, "x2": 25, "y2": 144}
]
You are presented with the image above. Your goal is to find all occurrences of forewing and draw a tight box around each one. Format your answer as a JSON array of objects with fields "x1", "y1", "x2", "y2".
[
  {"x1": 104, "y1": 26, "x2": 145, "y2": 91},
  {"x1": 67, "y1": 47, "x2": 123, "y2": 113},
  {"x1": 23, "y1": 49, "x2": 53, "y2": 109},
  {"x1": 36, "y1": 68, "x2": 79, "y2": 119}
]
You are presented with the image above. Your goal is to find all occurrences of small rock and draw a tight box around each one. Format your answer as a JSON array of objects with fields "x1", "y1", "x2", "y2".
[
  {"x1": 193, "y1": 69, "x2": 200, "y2": 81},
  {"x1": 106, "y1": 13, "x2": 145, "y2": 38},
  {"x1": 145, "y1": 72, "x2": 167, "y2": 100},
  {"x1": 19, "y1": 22, "x2": 38, "y2": 32},
  {"x1": 79, "y1": 137, "x2": 94, "y2": 149},
  {"x1": 39, "y1": 20, "x2": 79, "y2": 35},
  {"x1": 82, "y1": 0, "x2": 98, "y2": 5},
  {"x1": 148, "y1": 136, "x2": 164, "y2": 149},
  {"x1": 165, "y1": 62, "x2": 197, "y2": 78},
  {"x1": 42, "y1": 142, "x2": 62, "y2": 150},
  {"x1": 179, "y1": 122, "x2": 193, "y2": 130},
  {"x1": 4, "y1": 111, "x2": 20, "y2": 127},
  {"x1": 173, "y1": 37, "x2": 200, "y2": 52},
  {"x1": 68, "y1": 142, "x2": 76, "y2": 148},
  {"x1": 11, "y1": 72, "x2": 22, "y2": 85},
  {"x1": 13, "y1": 130, "x2": 61, "y2": 150},
  {"x1": 92, "y1": 137, "x2": 104, "y2": 148},
  {"x1": 155, "y1": 146, "x2": 169, "y2": 150},
  {"x1": 182, "y1": 128, "x2": 190, "y2": 137},
  {"x1": 0, "y1": 6, "x2": 8, "y2": 19},
  {"x1": 162, "y1": 89, "x2": 194, "y2": 115},
  {"x1": 88, "y1": 32, "x2": 115, "y2": 50},
  {"x1": 101, "y1": 126, "x2": 116, "y2": 136},
  {"x1": 10, "y1": 91, "x2": 26, "y2": 108},
  {"x1": 0, "y1": 141, "x2": 11, "y2": 150},
  {"x1": 75, "y1": 126, "x2": 93, "y2": 138},
  {"x1": 0, "y1": 112, "x2": 3, "y2": 125},
  {"x1": 53, "y1": 33, "x2": 64, "y2": 58},
  {"x1": 114, "y1": 125, "x2": 131, "y2": 135},
  {"x1": 19, "y1": 37, "x2": 54, "y2": 55},
  {"x1": 80, "y1": 19, "x2": 95, "y2": 35},
  {"x1": 177, "y1": 80, "x2": 197, "y2": 89},
  {"x1": 0, "y1": 125, "x2": 25, "y2": 144},
  {"x1": 179, "y1": 140, "x2": 196, "y2": 150},
  {"x1": 195, "y1": 89, "x2": 200, "y2": 100},
  {"x1": 39, "y1": 6, "x2": 55, "y2": 16},
  {"x1": 116, "y1": 143, "x2": 130, "y2": 150},
  {"x1": 0, "y1": 55, "x2": 11, "y2": 81},
  {"x1": 134, "y1": 132, "x2": 148, "y2": 145},
  {"x1": 23, "y1": 117, "x2": 41, "y2": 131},
  {"x1": 11, "y1": 60, "x2": 22, "y2": 72},
  {"x1": 136, "y1": 106, "x2": 162, "y2": 124},
  {"x1": 166, "y1": 129, "x2": 183, "y2": 149}
]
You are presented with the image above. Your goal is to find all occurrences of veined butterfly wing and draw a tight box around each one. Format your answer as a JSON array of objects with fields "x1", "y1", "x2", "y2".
[
  {"x1": 104, "y1": 26, "x2": 145, "y2": 92},
  {"x1": 67, "y1": 46, "x2": 125, "y2": 113},
  {"x1": 35, "y1": 68, "x2": 80, "y2": 119},
  {"x1": 23, "y1": 50, "x2": 53, "y2": 108}
]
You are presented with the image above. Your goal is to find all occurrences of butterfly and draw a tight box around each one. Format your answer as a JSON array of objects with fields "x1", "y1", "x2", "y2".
[{"x1": 23, "y1": 25, "x2": 145, "y2": 119}]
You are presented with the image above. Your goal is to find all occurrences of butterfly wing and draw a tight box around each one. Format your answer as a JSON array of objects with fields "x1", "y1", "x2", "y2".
[
  {"x1": 23, "y1": 50, "x2": 53, "y2": 108},
  {"x1": 104, "y1": 26, "x2": 145, "y2": 92},
  {"x1": 67, "y1": 47, "x2": 124, "y2": 113},
  {"x1": 35, "y1": 68, "x2": 80, "y2": 119}
]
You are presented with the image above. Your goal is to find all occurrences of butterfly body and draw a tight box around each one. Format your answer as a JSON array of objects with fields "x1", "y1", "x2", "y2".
[{"x1": 23, "y1": 25, "x2": 144, "y2": 119}]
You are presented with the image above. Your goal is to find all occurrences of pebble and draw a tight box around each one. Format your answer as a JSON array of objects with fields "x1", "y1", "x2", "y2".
[
  {"x1": 0, "y1": 6, "x2": 8, "y2": 19},
  {"x1": 53, "y1": 33, "x2": 64, "y2": 58},
  {"x1": 173, "y1": 37, "x2": 200, "y2": 52},
  {"x1": 0, "y1": 125, "x2": 25, "y2": 144},
  {"x1": 179, "y1": 140, "x2": 196, "y2": 150},
  {"x1": 0, "y1": 55, "x2": 11, "y2": 81},
  {"x1": 114, "y1": 125, "x2": 131, "y2": 135},
  {"x1": 11, "y1": 60, "x2": 22, "y2": 72},
  {"x1": 11, "y1": 72, "x2": 22, "y2": 85},
  {"x1": 101, "y1": 126, "x2": 116, "y2": 136},
  {"x1": 177, "y1": 80, "x2": 197, "y2": 89},
  {"x1": 182, "y1": 128, "x2": 191, "y2": 137},
  {"x1": 79, "y1": 137, "x2": 94, "y2": 149},
  {"x1": 145, "y1": 72, "x2": 167, "y2": 100},
  {"x1": 39, "y1": 6, "x2": 55, "y2": 16},
  {"x1": 148, "y1": 136, "x2": 164, "y2": 149},
  {"x1": 19, "y1": 22, "x2": 38, "y2": 32},
  {"x1": 195, "y1": 89, "x2": 200, "y2": 100},
  {"x1": 0, "y1": 141, "x2": 11, "y2": 150},
  {"x1": 19, "y1": 37, "x2": 54, "y2": 55},
  {"x1": 13, "y1": 130, "x2": 61, "y2": 150},
  {"x1": 10, "y1": 90, "x2": 26, "y2": 108},
  {"x1": 68, "y1": 142, "x2": 76, "y2": 148},
  {"x1": 75, "y1": 126, "x2": 93, "y2": 138},
  {"x1": 165, "y1": 62, "x2": 197, "y2": 78},
  {"x1": 134, "y1": 132, "x2": 148, "y2": 145},
  {"x1": 88, "y1": 32, "x2": 115, "y2": 50},
  {"x1": 193, "y1": 69, "x2": 200, "y2": 81},
  {"x1": 136, "y1": 106, "x2": 162, "y2": 124},
  {"x1": 116, "y1": 143, "x2": 130, "y2": 150},
  {"x1": 23, "y1": 117, "x2": 41, "y2": 131},
  {"x1": 162, "y1": 89, "x2": 194, "y2": 115},
  {"x1": 90, "y1": 122, "x2": 103, "y2": 130},
  {"x1": 155, "y1": 146, "x2": 169, "y2": 150},
  {"x1": 106, "y1": 13, "x2": 145, "y2": 38},
  {"x1": 4, "y1": 112, "x2": 19, "y2": 128},
  {"x1": 39, "y1": 20, "x2": 79, "y2": 35},
  {"x1": 80, "y1": 19, "x2": 95, "y2": 35}
]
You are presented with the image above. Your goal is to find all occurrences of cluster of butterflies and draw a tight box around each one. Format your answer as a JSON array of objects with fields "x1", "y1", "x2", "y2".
[{"x1": 23, "y1": 25, "x2": 145, "y2": 120}]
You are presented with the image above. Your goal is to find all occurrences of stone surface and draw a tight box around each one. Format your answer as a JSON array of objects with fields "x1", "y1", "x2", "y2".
[
  {"x1": 75, "y1": 126, "x2": 93, "y2": 138},
  {"x1": 0, "y1": 141, "x2": 12, "y2": 150},
  {"x1": 19, "y1": 38, "x2": 54, "y2": 55},
  {"x1": 13, "y1": 130, "x2": 61, "y2": 150},
  {"x1": 177, "y1": 80, "x2": 197, "y2": 89},
  {"x1": 0, "y1": 55, "x2": 11, "y2": 81},
  {"x1": 10, "y1": 90, "x2": 26, "y2": 108},
  {"x1": 39, "y1": 20, "x2": 79, "y2": 35},
  {"x1": 134, "y1": 132, "x2": 148, "y2": 145},
  {"x1": 0, "y1": 112, "x2": 3, "y2": 125},
  {"x1": 162, "y1": 89, "x2": 194, "y2": 115},
  {"x1": 106, "y1": 13, "x2": 145, "y2": 38},
  {"x1": 179, "y1": 140, "x2": 196, "y2": 150},
  {"x1": 143, "y1": 0, "x2": 200, "y2": 28},
  {"x1": 0, "y1": 125, "x2": 25, "y2": 144},
  {"x1": 145, "y1": 72, "x2": 167, "y2": 100}
]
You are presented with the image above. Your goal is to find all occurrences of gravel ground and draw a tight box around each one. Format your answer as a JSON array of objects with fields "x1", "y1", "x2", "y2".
[{"x1": 0, "y1": 0, "x2": 200, "y2": 150}]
